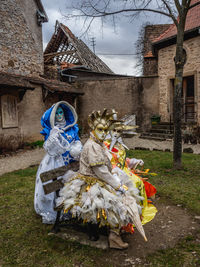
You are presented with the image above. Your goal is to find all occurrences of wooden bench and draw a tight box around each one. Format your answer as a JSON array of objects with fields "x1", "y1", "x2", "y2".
[
  {"x1": 40, "y1": 162, "x2": 109, "y2": 248},
  {"x1": 40, "y1": 161, "x2": 79, "y2": 233}
]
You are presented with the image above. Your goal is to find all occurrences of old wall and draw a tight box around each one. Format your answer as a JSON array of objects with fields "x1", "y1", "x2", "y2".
[
  {"x1": 158, "y1": 36, "x2": 200, "y2": 123},
  {"x1": 18, "y1": 85, "x2": 45, "y2": 142},
  {"x1": 0, "y1": 0, "x2": 43, "y2": 76},
  {"x1": 75, "y1": 76, "x2": 159, "y2": 133},
  {"x1": 0, "y1": 85, "x2": 45, "y2": 145}
]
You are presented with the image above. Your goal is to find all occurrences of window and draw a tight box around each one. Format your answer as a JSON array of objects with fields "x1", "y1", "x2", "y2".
[{"x1": 1, "y1": 95, "x2": 18, "y2": 128}]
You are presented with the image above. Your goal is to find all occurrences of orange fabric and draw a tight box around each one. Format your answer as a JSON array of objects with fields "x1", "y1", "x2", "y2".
[
  {"x1": 143, "y1": 180, "x2": 157, "y2": 198},
  {"x1": 121, "y1": 223, "x2": 135, "y2": 234}
]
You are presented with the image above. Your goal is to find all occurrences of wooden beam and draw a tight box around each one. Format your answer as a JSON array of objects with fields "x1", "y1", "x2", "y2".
[
  {"x1": 44, "y1": 50, "x2": 76, "y2": 58},
  {"x1": 40, "y1": 161, "x2": 79, "y2": 182},
  {"x1": 43, "y1": 179, "x2": 64, "y2": 195}
]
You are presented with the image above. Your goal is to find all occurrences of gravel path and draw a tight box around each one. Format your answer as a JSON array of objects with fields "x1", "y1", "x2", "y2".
[
  {"x1": 0, "y1": 148, "x2": 45, "y2": 176},
  {"x1": 125, "y1": 135, "x2": 200, "y2": 154},
  {"x1": 0, "y1": 135, "x2": 199, "y2": 176}
]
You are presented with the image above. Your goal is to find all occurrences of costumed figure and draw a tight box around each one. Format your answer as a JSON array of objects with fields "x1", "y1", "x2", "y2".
[
  {"x1": 56, "y1": 109, "x2": 147, "y2": 249},
  {"x1": 34, "y1": 101, "x2": 82, "y2": 224},
  {"x1": 104, "y1": 110, "x2": 157, "y2": 227}
]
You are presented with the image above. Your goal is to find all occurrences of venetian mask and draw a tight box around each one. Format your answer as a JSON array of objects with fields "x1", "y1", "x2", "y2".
[
  {"x1": 110, "y1": 128, "x2": 121, "y2": 139},
  {"x1": 93, "y1": 120, "x2": 109, "y2": 142},
  {"x1": 55, "y1": 106, "x2": 64, "y2": 122}
]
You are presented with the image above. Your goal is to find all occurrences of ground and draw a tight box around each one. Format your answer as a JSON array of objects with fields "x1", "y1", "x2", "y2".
[
  {"x1": 53, "y1": 198, "x2": 200, "y2": 266},
  {"x1": 0, "y1": 149, "x2": 200, "y2": 266}
]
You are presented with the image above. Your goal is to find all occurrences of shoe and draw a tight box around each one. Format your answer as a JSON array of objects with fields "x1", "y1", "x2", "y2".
[{"x1": 109, "y1": 231, "x2": 129, "y2": 249}]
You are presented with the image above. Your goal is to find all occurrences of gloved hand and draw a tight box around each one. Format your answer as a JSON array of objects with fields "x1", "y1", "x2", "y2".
[
  {"x1": 127, "y1": 158, "x2": 144, "y2": 169},
  {"x1": 50, "y1": 127, "x2": 70, "y2": 150},
  {"x1": 112, "y1": 173, "x2": 121, "y2": 184},
  {"x1": 137, "y1": 159, "x2": 144, "y2": 166},
  {"x1": 69, "y1": 141, "x2": 83, "y2": 160},
  {"x1": 50, "y1": 126, "x2": 62, "y2": 137}
]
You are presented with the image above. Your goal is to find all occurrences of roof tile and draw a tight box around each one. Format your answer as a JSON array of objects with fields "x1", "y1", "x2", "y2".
[{"x1": 153, "y1": 0, "x2": 200, "y2": 43}]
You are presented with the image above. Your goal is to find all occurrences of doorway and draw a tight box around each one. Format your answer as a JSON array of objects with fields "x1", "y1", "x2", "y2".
[{"x1": 170, "y1": 75, "x2": 196, "y2": 122}]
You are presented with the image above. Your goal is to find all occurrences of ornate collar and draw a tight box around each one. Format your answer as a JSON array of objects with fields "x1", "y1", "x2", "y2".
[{"x1": 90, "y1": 132, "x2": 103, "y2": 146}]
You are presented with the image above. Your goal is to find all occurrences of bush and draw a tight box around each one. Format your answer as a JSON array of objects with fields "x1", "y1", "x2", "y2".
[
  {"x1": 24, "y1": 140, "x2": 44, "y2": 149},
  {"x1": 0, "y1": 134, "x2": 24, "y2": 154}
]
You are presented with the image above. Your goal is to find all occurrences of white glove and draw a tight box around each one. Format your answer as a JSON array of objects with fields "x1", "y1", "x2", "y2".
[
  {"x1": 128, "y1": 158, "x2": 144, "y2": 169},
  {"x1": 50, "y1": 126, "x2": 60, "y2": 137},
  {"x1": 112, "y1": 173, "x2": 121, "y2": 184},
  {"x1": 49, "y1": 126, "x2": 70, "y2": 150},
  {"x1": 69, "y1": 141, "x2": 82, "y2": 160},
  {"x1": 137, "y1": 159, "x2": 144, "y2": 166}
]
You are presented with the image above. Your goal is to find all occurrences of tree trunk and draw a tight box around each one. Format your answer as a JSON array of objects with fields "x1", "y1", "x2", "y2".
[
  {"x1": 173, "y1": 65, "x2": 183, "y2": 169},
  {"x1": 173, "y1": 18, "x2": 186, "y2": 169}
]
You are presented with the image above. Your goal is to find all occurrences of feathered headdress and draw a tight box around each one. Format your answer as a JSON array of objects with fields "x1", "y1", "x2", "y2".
[{"x1": 88, "y1": 109, "x2": 118, "y2": 130}]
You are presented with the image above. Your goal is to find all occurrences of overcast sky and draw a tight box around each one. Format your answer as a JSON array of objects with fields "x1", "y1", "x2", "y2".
[{"x1": 41, "y1": 0, "x2": 170, "y2": 76}]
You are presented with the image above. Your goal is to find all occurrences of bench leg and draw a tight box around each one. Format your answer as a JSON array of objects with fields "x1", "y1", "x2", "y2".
[
  {"x1": 51, "y1": 210, "x2": 61, "y2": 233},
  {"x1": 87, "y1": 223, "x2": 99, "y2": 241}
]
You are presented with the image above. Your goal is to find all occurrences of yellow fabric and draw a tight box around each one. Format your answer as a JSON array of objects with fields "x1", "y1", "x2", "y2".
[{"x1": 104, "y1": 140, "x2": 157, "y2": 225}]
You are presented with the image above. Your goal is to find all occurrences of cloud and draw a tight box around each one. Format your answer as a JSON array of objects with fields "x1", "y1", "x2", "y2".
[
  {"x1": 100, "y1": 55, "x2": 137, "y2": 75},
  {"x1": 41, "y1": 0, "x2": 170, "y2": 75}
]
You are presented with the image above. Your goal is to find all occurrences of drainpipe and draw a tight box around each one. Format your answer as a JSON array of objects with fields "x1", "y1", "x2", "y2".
[{"x1": 60, "y1": 69, "x2": 77, "y2": 83}]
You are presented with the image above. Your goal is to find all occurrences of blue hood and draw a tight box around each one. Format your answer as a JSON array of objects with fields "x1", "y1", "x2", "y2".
[{"x1": 40, "y1": 101, "x2": 78, "y2": 140}]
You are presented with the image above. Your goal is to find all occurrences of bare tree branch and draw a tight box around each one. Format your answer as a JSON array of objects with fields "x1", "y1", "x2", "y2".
[
  {"x1": 161, "y1": 0, "x2": 178, "y2": 26},
  {"x1": 174, "y1": 0, "x2": 182, "y2": 14},
  {"x1": 75, "y1": 7, "x2": 174, "y2": 19},
  {"x1": 188, "y1": 0, "x2": 200, "y2": 9}
]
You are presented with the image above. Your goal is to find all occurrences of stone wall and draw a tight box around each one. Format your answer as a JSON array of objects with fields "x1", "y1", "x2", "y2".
[
  {"x1": 18, "y1": 85, "x2": 46, "y2": 142},
  {"x1": 158, "y1": 36, "x2": 200, "y2": 124},
  {"x1": 0, "y1": 0, "x2": 44, "y2": 76},
  {"x1": 75, "y1": 76, "x2": 159, "y2": 133},
  {"x1": 143, "y1": 24, "x2": 171, "y2": 76},
  {"x1": 0, "y1": 84, "x2": 45, "y2": 145}
]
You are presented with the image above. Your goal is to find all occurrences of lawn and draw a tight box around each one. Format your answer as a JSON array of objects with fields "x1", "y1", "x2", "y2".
[{"x1": 0, "y1": 150, "x2": 200, "y2": 266}]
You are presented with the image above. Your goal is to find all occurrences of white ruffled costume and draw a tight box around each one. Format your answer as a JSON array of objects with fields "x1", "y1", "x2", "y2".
[
  {"x1": 34, "y1": 101, "x2": 82, "y2": 224},
  {"x1": 56, "y1": 134, "x2": 146, "y2": 239}
]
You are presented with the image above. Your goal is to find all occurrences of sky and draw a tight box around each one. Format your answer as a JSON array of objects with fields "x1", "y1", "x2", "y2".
[{"x1": 41, "y1": 0, "x2": 170, "y2": 76}]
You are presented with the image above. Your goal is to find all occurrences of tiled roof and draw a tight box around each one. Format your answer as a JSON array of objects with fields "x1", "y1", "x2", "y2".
[
  {"x1": 153, "y1": 0, "x2": 200, "y2": 43},
  {"x1": 144, "y1": 51, "x2": 154, "y2": 58},
  {"x1": 44, "y1": 21, "x2": 114, "y2": 74}
]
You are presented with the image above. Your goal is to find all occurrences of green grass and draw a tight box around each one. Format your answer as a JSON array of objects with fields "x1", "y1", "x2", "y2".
[
  {"x1": 141, "y1": 233, "x2": 200, "y2": 267},
  {"x1": 127, "y1": 150, "x2": 200, "y2": 215},
  {"x1": 0, "y1": 151, "x2": 200, "y2": 266},
  {"x1": 24, "y1": 140, "x2": 44, "y2": 149},
  {"x1": 0, "y1": 167, "x2": 103, "y2": 267}
]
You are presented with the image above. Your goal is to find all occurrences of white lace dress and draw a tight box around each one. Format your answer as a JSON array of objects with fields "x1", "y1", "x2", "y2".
[{"x1": 34, "y1": 127, "x2": 82, "y2": 224}]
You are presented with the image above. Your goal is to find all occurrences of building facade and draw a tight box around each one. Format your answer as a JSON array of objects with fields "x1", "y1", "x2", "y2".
[{"x1": 144, "y1": 0, "x2": 200, "y2": 126}]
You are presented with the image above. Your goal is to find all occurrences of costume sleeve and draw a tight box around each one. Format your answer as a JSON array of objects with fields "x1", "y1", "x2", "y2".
[
  {"x1": 92, "y1": 165, "x2": 121, "y2": 190},
  {"x1": 87, "y1": 142, "x2": 106, "y2": 167},
  {"x1": 44, "y1": 127, "x2": 70, "y2": 156}
]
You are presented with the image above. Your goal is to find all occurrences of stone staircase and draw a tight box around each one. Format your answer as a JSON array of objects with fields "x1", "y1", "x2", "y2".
[{"x1": 140, "y1": 122, "x2": 174, "y2": 141}]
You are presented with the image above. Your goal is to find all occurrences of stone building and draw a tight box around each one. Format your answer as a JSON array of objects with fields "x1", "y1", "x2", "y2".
[
  {"x1": 43, "y1": 20, "x2": 126, "y2": 82},
  {"x1": 143, "y1": 24, "x2": 171, "y2": 76},
  {"x1": 43, "y1": 21, "x2": 160, "y2": 133},
  {"x1": 0, "y1": 1, "x2": 165, "y2": 151},
  {"x1": 144, "y1": 0, "x2": 200, "y2": 126},
  {"x1": 0, "y1": 0, "x2": 83, "y2": 151}
]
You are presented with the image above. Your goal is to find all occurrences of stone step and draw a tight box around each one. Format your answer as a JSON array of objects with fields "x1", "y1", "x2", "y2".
[
  {"x1": 152, "y1": 124, "x2": 174, "y2": 130},
  {"x1": 139, "y1": 135, "x2": 166, "y2": 141},
  {"x1": 150, "y1": 128, "x2": 174, "y2": 134},
  {"x1": 141, "y1": 132, "x2": 173, "y2": 139}
]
